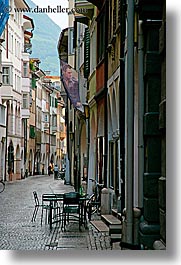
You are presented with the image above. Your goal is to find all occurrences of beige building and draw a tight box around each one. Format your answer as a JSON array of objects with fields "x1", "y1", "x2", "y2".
[{"x1": 0, "y1": 0, "x2": 34, "y2": 181}]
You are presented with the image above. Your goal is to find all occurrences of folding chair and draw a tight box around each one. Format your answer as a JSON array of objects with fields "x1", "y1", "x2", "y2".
[
  {"x1": 31, "y1": 191, "x2": 49, "y2": 224},
  {"x1": 61, "y1": 192, "x2": 82, "y2": 231},
  {"x1": 41, "y1": 194, "x2": 61, "y2": 227}
]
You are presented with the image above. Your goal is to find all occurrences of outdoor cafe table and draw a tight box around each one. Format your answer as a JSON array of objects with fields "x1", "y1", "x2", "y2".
[{"x1": 42, "y1": 193, "x2": 89, "y2": 230}]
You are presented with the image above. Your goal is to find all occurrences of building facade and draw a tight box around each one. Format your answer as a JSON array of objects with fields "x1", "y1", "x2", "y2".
[
  {"x1": 58, "y1": 0, "x2": 166, "y2": 249},
  {"x1": 0, "y1": 0, "x2": 33, "y2": 181}
]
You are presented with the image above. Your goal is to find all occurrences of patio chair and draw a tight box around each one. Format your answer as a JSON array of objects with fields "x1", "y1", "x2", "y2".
[
  {"x1": 31, "y1": 191, "x2": 50, "y2": 224},
  {"x1": 41, "y1": 194, "x2": 61, "y2": 227},
  {"x1": 61, "y1": 192, "x2": 82, "y2": 231}
]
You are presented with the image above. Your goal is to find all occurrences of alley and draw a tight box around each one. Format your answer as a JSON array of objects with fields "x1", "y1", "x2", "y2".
[
  {"x1": 0, "y1": 175, "x2": 113, "y2": 250},
  {"x1": 0, "y1": 0, "x2": 166, "y2": 250}
]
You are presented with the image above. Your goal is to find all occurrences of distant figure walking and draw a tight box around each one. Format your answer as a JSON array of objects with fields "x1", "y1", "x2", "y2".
[
  {"x1": 54, "y1": 164, "x2": 59, "y2": 179},
  {"x1": 48, "y1": 164, "x2": 52, "y2": 176}
]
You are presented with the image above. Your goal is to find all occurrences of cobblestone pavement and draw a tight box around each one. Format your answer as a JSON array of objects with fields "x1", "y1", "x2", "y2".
[{"x1": 0, "y1": 175, "x2": 120, "y2": 251}]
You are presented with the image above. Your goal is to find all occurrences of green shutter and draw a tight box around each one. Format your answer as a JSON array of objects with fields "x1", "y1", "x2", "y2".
[
  {"x1": 84, "y1": 28, "x2": 90, "y2": 79},
  {"x1": 32, "y1": 77, "x2": 36, "y2": 89},
  {"x1": 55, "y1": 98, "x2": 58, "y2": 108},
  {"x1": 30, "y1": 125, "x2": 35, "y2": 138}
]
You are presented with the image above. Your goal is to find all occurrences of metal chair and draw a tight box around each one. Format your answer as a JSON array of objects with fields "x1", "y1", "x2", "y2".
[
  {"x1": 61, "y1": 192, "x2": 82, "y2": 231},
  {"x1": 41, "y1": 194, "x2": 61, "y2": 227},
  {"x1": 31, "y1": 191, "x2": 50, "y2": 224}
]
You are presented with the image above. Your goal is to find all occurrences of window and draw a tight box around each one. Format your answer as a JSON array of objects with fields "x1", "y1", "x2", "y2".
[
  {"x1": 68, "y1": 27, "x2": 74, "y2": 55},
  {"x1": 52, "y1": 114, "x2": 57, "y2": 127},
  {"x1": 12, "y1": 34, "x2": 14, "y2": 53},
  {"x1": 113, "y1": 0, "x2": 117, "y2": 32},
  {"x1": 84, "y1": 27, "x2": 90, "y2": 79},
  {"x1": 17, "y1": 76, "x2": 21, "y2": 92},
  {"x1": 14, "y1": 74, "x2": 17, "y2": 90},
  {"x1": 31, "y1": 77, "x2": 36, "y2": 89},
  {"x1": 2, "y1": 67, "x2": 10, "y2": 85},
  {"x1": 29, "y1": 125, "x2": 35, "y2": 138},
  {"x1": 23, "y1": 62, "x2": 29, "y2": 77},
  {"x1": 22, "y1": 94, "x2": 28, "y2": 109},
  {"x1": 0, "y1": 104, "x2": 6, "y2": 126},
  {"x1": 97, "y1": 14, "x2": 105, "y2": 63},
  {"x1": 55, "y1": 98, "x2": 58, "y2": 108},
  {"x1": 44, "y1": 113, "x2": 49, "y2": 122}
]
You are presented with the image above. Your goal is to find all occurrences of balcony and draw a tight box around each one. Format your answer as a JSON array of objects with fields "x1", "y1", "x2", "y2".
[
  {"x1": 21, "y1": 108, "x2": 30, "y2": 119},
  {"x1": 43, "y1": 122, "x2": 49, "y2": 131},
  {"x1": 75, "y1": 0, "x2": 94, "y2": 19},
  {"x1": 75, "y1": 0, "x2": 104, "y2": 11},
  {"x1": 51, "y1": 125, "x2": 57, "y2": 134}
]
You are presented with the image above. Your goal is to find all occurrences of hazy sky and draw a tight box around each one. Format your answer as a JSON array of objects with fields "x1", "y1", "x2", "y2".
[{"x1": 31, "y1": 0, "x2": 68, "y2": 30}]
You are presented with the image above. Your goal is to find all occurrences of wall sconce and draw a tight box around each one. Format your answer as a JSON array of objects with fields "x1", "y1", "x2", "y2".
[
  {"x1": 83, "y1": 103, "x2": 89, "y2": 119},
  {"x1": 69, "y1": 131, "x2": 74, "y2": 141}
]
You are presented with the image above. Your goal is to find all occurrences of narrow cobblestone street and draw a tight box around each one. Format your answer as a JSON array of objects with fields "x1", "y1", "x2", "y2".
[{"x1": 0, "y1": 175, "x2": 118, "y2": 251}]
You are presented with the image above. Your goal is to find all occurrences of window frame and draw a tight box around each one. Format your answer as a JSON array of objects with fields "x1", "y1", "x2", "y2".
[
  {"x1": 0, "y1": 104, "x2": 6, "y2": 126},
  {"x1": 2, "y1": 66, "x2": 12, "y2": 85},
  {"x1": 22, "y1": 93, "x2": 28, "y2": 109},
  {"x1": 23, "y1": 61, "x2": 29, "y2": 78}
]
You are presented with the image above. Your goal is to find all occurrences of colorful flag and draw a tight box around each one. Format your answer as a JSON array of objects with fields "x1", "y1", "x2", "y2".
[{"x1": 60, "y1": 60, "x2": 84, "y2": 113}]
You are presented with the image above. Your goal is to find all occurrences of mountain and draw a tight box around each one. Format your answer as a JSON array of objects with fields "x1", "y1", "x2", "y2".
[{"x1": 25, "y1": 0, "x2": 61, "y2": 75}]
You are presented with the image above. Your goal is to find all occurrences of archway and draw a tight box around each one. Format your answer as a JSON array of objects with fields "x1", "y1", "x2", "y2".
[
  {"x1": 34, "y1": 150, "x2": 41, "y2": 175},
  {"x1": 15, "y1": 145, "x2": 21, "y2": 180},
  {"x1": 87, "y1": 111, "x2": 97, "y2": 195},
  {"x1": 42, "y1": 153, "x2": 45, "y2": 174},
  {"x1": 20, "y1": 150, "x2": 24, "y2": 179},
  {"x1": 8, "y1": 140, "x2": 14, "y2": 181},
  {"x1": 80, "y1": 123, "x2": 87, "y2": 181},
  {"x1": 29, "y1": 149, "x2": 33, "y2": 176}
]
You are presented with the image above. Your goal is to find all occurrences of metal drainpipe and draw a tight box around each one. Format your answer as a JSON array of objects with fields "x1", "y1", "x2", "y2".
[
  {"x1": 76, "y1": 22, "x2": 81, "y2": 192},
  {"x1": 120, "y1": 0, "x2": 126, "y2": 213},
  {"x1": 104, "y1": 0, "x2": 108, "y2": 186},
  {"x1": 138, "y1": 21, "x2": 144, "y2": 208},
  {"x1": 125, "y1": 0, "x2": 134, "y2": 244}
]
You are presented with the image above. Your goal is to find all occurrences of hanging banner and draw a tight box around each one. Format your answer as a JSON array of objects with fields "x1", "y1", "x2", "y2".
[{"x1": 60, "y1": 60, "x2": 84, "y2": 113}]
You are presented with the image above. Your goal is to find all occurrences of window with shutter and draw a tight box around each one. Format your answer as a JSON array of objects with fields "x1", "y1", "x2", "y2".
[
  {"x1": 55, "y1": 98, "x2": 58, "y2": 108},
  {"x1": 29, "y1": 125, "x2": 35, "y2": 138},
  {"x1": 97, "y1": 15, "x2": 105, "y2": 63},
  {"x1": 84, "y1": 27, "x2": 90, "y2": 79},
  {"x1": 2, "y1": 66, "x2": 10, "y2": 85},
  {"x1": 31, "y1": 77, "x2": 36, "y2": 89}
]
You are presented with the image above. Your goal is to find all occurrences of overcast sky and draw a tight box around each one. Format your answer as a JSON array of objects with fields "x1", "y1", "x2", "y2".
[{"x1": 31, "y1": 0, "x2": 68, "y2": 30}]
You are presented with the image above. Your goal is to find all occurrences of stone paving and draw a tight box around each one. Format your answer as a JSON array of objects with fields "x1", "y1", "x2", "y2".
[{"x1": 0, "y1": 175, "x2": 120, "y2": 251}]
